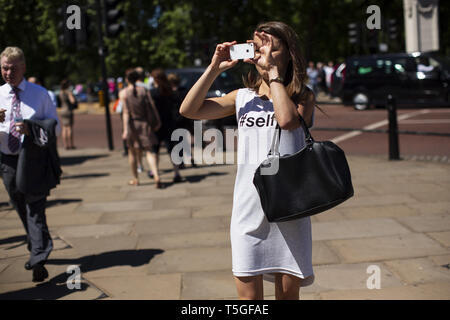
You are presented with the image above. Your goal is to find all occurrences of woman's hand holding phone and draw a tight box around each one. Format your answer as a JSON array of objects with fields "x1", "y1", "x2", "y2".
[
  {"x1": 244, "y1": 31, "x2": 279, "y2": 78},
  {"x1": 209, "y1": 41, "x2": 239, "y2": 74}
]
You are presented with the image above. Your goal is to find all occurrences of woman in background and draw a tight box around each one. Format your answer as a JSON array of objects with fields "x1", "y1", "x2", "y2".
[
  {"x1": 59, "y1": 79, "x2": 77, "y2": 150},
  {"x1": 122, "y1": 69, "x2": 162, "y2": 188}
]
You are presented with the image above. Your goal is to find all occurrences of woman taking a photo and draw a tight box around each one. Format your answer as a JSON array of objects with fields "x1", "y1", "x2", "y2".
[{"x1": 180, "y1": 21, "x2": 316, "y2": 300}]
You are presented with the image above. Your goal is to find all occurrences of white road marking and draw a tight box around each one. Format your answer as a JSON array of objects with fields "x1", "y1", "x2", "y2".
[
  {"x1": 399, "y1": 119, "x2": 450, "y2": 124},
  {"x1": 331, "y1": 109, "x2": 431, "y2": 144}
]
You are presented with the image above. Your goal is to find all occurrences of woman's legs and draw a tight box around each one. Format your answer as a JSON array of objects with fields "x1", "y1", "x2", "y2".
[
  {"x1": 145, "y1": 151, "x2": 161, "y2": 186},
  {"x1": 68, "y1": 124, "x2": 74, "y2": 149},
  {"x1": 137, "y1": 150, "x2": 144, "y2": 172},
  {"x1": 62, "y1": 125, "x2": 69, "y2": 149},
  {"x1": 165, "y1": 138, "x2": 182, "y2": 180},
  {"x1": 274, "y1": 273, "x2": 301, "y2": 300},
  {"x1": 234, "y1": 275, "x2": 264, "y2": 300},
  {"x1": 128, "y1": 147, "x2": 139, "y2": 183}
]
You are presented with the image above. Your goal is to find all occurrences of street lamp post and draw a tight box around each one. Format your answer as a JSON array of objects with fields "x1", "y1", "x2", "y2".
[{"x1": 95, "y1": 0, "x2": 114, "y2": 151}]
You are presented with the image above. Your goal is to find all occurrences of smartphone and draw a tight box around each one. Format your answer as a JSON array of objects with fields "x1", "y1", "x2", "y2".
[{"x1": 229, "y1": 43, "x2": 254, "y2": 60}]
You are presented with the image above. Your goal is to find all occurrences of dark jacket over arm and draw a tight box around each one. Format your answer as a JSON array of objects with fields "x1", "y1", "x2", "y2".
[{"x1": 16, "y1": 118, "x2": 62, "y2": 197}]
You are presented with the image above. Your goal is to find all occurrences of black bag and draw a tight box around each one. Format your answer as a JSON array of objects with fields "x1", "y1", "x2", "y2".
[
  {"x1": 68, "y1": 97, "x2": 78, "y2": 110},
  {"x1": 253, "y1": 114, "x2": 354, "y2": 223}
]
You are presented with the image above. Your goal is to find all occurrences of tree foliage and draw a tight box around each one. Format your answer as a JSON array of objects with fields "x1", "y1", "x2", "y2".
[{"x1": 0, "y1": 0, "x2": 448, "y2": 87}]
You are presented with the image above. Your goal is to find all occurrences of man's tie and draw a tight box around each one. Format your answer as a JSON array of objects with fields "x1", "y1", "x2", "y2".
[{"x1": 8, "y1": 87, "x2": 22, "y2": 153}]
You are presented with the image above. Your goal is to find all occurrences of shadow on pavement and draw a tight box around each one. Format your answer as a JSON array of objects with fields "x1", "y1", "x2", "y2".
[
  {"x1": 61, "y1": 173, "x2": 110, "y2": 180},
  {"x1": 0, "y1": 235, "x2": 27, "y2": 247},
  {"x1": 45, "y1": 198, "x2": 82, "y2": 209},
  {"x1": 59, "y1": 154, "x2": 108, "y2": 166},
  {"x1": 0, "y1": 201, "x2": 11, "y2": 210},
  {"x1": 182, "y1": 171, "x2": 228, "y2": 184},
  {"x1": 0, "y1": 249, "x2": 164, "y2": 300}
]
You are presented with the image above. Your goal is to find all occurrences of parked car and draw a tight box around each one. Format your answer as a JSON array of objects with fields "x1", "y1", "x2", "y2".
[
  {"x1": 166, "y1": 67, "x2": 241, "y2": 127},
  {"x1": 341, "y1": 52, "x2": 450, "y2": 110}
]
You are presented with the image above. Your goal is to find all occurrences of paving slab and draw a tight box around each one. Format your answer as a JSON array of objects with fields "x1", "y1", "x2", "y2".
[
  {"x1": 410, "y1": 191, "x2": 450, "y2": 203},
  {"x1": 384, "y1": 257, "x2": 450, "y2": 285},
  {"x1": 187, "y1": 185, "x2": 234, "y2": 197},
  {"x1": 328, "y1": 233, "x2": 449, "y2": 263},
  {"x1": 192, "y1": 204, "x2": 233, "y2": 218},
  {"x1": 54, "y1": 191, "x2": 128, "y2": 203},
  {"x1": 426, "y1": 231, "x2": 450, "y2": 247},
  {"x1": 126, "y1": 188, "x2": 189, "y2": 200},
  {"x1": 365, "y1": 183, "x2": 447, "y2": 195},
  {"x1": 312, "y1": 218, "x2": 411, "y2": 241},
  {"x1": 133, "y1": 217, "x2": 229, "y2": 236},
  {"x1": 0, "y1": 236, "x2": 70, "y2": 260},
  {"x1": 57, "y1": 223, "x2": 134, "y2": 239},
  {"x1": 0, "y1": 263, "x2": 9, "y2": 274},
  {"x1": 395, "y1": 214, "x2": 450, "y2": 233},
  {"x1": 0, "y1": 218, "x2": 26, "y2": 230},
  {"x1": 339, "y1": 205, "x2": 420, "y2": 220},
  {"x1": 60, "y1": 235, "x2": 139, "y2": 256},
  {"x1": 181, "y1": 270, "x2": 239, "y2": 300},
  {"x1": 428, "y1": 254, "x2": 450, "y2": 267},
  {"x1": 301, "y1": 262, "x2": 403, "y2": 294},
  {"x1": 151, "y1": 195, "x2": 230, "y2": 211},
  {"x1": 77, "y1": 201, "x2": 153, "y2": 213},
  {"x1": 338, "y1": 194, "x2": 420, "y2": 209},
  {"x1": 45, "y1": 212, "x2": 103, "y2": 227},
  {"x1": 89, "y1": 273, "x2": 182, "y2": 300},
  {"x1": 98, "y1": 208, "x2": 191, "y2": 224},
  {"x1": 311, "y1": 241, "x2": 341, "y2": 265},
  {"x1": 310, "y1": 207, "x2": 347, "y2": 222},
  {"x1": 137, "y1": 231, "x2": 230, "y2": 251},
  {"x1": 0, "y1": 280, "x2": 105, "y2": 300},
  {"x1": 406, "y1": 201, "x2": 450, "y2": 215},
  {"x1": 319, "y1": 282, "x2": 450, "y2": 300},
  {"x1": 148, "y1": 247, "x2": 232, "y2": 274},
  {"x1": 45, "y1": 202, "x2": 82, "y2": 215}
]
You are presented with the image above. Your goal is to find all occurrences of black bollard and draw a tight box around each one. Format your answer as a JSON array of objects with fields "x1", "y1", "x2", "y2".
[{"x1": 387, "y1": 94, "x2": 400, "y2": 160}]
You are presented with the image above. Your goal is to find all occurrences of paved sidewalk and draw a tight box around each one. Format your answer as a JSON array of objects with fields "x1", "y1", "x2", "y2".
[{"x1": 0, "y1": 147, "x2": 449, "y2": 300}]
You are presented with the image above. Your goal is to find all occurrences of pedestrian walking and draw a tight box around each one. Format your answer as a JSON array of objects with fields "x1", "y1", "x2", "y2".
[
  {"x1": 306, "y1": 61, "x2": 319, "y2": 95},
  {"x1": 0, "y1": 46, "x2": 61, "y2": 282},
  {"x1": 27, "y1": 77, "x2": 58, "y2": 108},
  {"x1": 323, "y1": 61, "x2": 334, "y2": 96},
  {"x1": 167, "y1": 72, "x2": 197, "y2": 169},
  {"x1": 58, "y1": 79, "x2": 77, "y2": 150},
  {"x1": 121, "y1": 69, "x2": 162, "y2": 188},
  {"x1": 316, "y1": 61, "x2": 326, "y2": 94},
  {"x1": 150, "y1": 68, "x2": 182, "y2": 183},
  {"x1": 180, "y1": 21, "x2": 316, "y2": 300}
]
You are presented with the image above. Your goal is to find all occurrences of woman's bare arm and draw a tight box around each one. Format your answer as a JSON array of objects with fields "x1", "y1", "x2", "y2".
[{"x1": 180, "y1": 42, "x2": 238, "y2": 120}]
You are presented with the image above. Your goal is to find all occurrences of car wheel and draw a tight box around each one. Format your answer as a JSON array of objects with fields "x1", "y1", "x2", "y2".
[{"x1": 353, "y1": 92, "x2": 369, "y2": 111}]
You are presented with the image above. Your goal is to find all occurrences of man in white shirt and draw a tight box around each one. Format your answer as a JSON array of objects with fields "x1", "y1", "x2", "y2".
[{"x1": 0, "y1": 47, "x2": 60, "y2": 282}]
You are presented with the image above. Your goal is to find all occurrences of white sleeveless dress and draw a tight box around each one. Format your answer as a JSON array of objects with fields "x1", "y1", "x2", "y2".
[{"x1": 230, "y1": 88, "x2": 314, "y2": 286}]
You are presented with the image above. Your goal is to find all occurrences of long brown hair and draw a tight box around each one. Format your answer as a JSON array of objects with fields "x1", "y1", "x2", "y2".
[
  {"x1": 151, "y1": 68, "x2": 172, "y2": 96},
  {"x1": 126, "y1": 69, "x2": 140, "y2": 97},
  {"x1": 243, "y1": 21, "x2": 309, "y2": 103}
]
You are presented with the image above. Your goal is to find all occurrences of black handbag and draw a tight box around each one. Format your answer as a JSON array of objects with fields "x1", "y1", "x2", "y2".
[{"x1": 253, "y1": 114, "x2": 354, "y2": 222}]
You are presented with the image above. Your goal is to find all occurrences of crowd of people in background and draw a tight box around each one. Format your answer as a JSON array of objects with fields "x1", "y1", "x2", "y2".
[
  {"x1": 117, "y1": 66, "x2": 195, "y2": 188},
  {"x1": 306, "y1": 60, "x2": 336, "y2": 97},
  {"x1": 20, "y1": 65, "x2": 198, "y2": 189}
]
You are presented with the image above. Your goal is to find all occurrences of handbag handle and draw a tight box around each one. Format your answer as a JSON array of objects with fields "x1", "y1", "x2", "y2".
[{"x1": 268, "y1": 113, "x2": 313, "y2": 156}]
